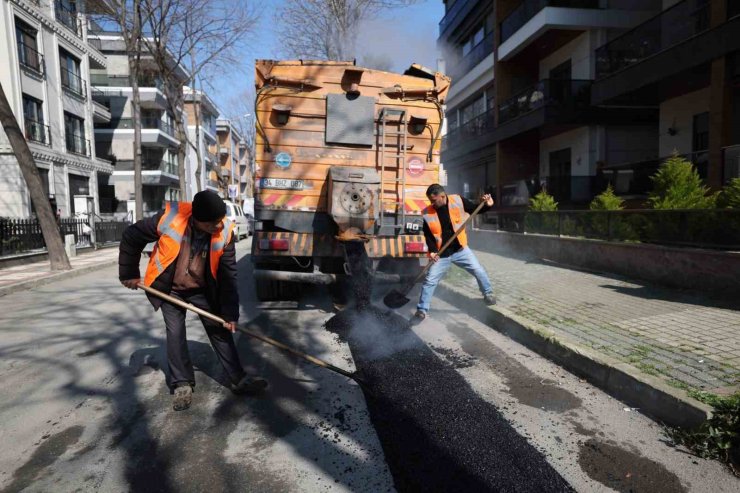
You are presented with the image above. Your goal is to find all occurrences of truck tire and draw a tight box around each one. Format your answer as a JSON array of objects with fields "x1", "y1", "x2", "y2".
[{"x1": 255, "y1": 279, "x2": 300, "y2": 301}]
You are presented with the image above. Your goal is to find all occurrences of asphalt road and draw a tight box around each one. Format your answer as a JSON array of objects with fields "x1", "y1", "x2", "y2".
[{"x1": 0, "y1": 239, "x2": 737, "y2": 492}]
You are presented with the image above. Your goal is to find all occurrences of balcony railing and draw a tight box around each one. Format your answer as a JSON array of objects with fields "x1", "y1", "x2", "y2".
[
  {"x1": 90, "y1": 73, "x2": 164, "y2": 89},
  {"x1": 723, "y1": 144, "x2": 740, "y2": 184},
  {"x1": 61, "y1": 67, "x2": 87, "y2": 99},
  {"x1": 55, "y1": 2, "x2": 81, "y2": 37},
  {"x1": 116, "y1": 159, "x2": 179, "y2": 175},
  {"x1": 17, "y1": 43, "x2": 45, "y2": 76},
  {"x1": 100, "y1": 117, "x2": 176, "y2": 137},
  {"x1": 501, "y1": 0, "x2": 600, "y2": 43},
  {"x1": 603, "y1": 149, "x2": 709, "y2": 195},
  {"x1": 66, "y1": 133, "x2": 90, "y2": 156},
  {"x1": 448, "y1": 31, "x2": 494, "y2": 81},
  {"x1": 595, "y1": 0, "x2": 710, "y2": 79},
  {"x1": 439, "y1": 0, "x2": 473, "y2": 36},
  {"x1": 498, "y1": 79, "x2": 591, "y2": 124},
  {"x1": 24, "y1": 120, "x2": 51, "y2": 146},
  {"x1": 443, "y1": 107, "x2": 495, "y2": 151}
]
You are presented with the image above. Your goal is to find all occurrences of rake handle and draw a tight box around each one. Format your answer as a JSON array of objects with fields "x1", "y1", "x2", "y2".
[
  {"x1": 409, "y1": 200, "x2": 487, "y2": 287},
  {"x1": 137, "y1": 284, "x2": 356, "y2": 380}
]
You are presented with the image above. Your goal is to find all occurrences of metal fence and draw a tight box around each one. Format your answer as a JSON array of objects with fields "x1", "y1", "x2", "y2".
[
  {"x1": 0, "y1": 217, "x2": 129, "y2": 257},
  {"x1": 485, "y1": 209, "x2": 740, "y2": 250}
]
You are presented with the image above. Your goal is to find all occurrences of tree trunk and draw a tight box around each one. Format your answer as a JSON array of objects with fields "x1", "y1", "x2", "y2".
[
  {"x1": 0, "y1": 82, "x2": 71, "y2": 270},
  {"x1": 130, "y1": 0, "x2": 144, "y2": 221},
  {"x1": 193, "y1": 81, "x2": 204, "y2": 194},
  {"x1": 173, "y1": 91, "x2": 188, "y2": 200}
]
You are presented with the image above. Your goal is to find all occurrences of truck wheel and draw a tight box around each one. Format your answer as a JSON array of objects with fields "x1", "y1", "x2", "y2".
[{"x1": 255, "y1": 279, "x2": 299, "y2": 301}]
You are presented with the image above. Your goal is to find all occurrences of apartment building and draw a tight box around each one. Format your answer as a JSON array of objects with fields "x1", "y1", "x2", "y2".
[
  {"x1": 214, "y1": 119, "x2": 249, "y2": 203},
  {"x1": 88, "y1": 27, "x2": 188, "y2": 219},
  {"x1": 440, "y1": 0, "x2": 739, "y2": 208},
  {"x1": 0, "y1": 0, "x2": 114, "y2": 218},
  {"x1": 183, "y1": 86, "x2": 219, "y2": 200}
]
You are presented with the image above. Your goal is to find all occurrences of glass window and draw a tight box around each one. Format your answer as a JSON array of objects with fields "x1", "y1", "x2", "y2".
[
  {"x1": 64, "y1": 112, "x2": 85, "y2": 154},
  {"x1": 16, "y1": 19, "x2": 41, "y2": 72},
  {"x1": 23, "y1": 95, "x2": 46, "y2": 144},
  {"x1": 59, "y1": 49, "x2": 82, "y2": 93}
]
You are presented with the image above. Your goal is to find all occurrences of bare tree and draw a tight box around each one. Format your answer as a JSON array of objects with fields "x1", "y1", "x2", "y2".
[
  {"x1": 275, "y1": 0, "x2": 417, "y2": 61},
  {"x1": 141, "y1": 0, "x2": 259, "y2": 200},
  {"x1": 88, "y1": 0, "x2": 147, "y2": 221},
  {"x1": 0, "y1": 83, "x2": 71, "y2": 270}
]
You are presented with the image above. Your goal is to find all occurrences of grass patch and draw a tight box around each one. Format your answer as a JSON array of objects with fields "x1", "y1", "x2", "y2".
[
  {"x1": 667, "y1": 392, "x2": 740, "y2": 476},
  {"x1": 666, "y1": 379, "x2": 691, "y2": 391},
  {"x1": 637, "y1": 362, "x2": 660, "y2": 376}
]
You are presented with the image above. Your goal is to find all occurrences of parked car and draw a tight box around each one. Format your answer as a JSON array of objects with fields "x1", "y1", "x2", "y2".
[{"x1": 224, "y1": 200, "x2": 251, "y2": 241}]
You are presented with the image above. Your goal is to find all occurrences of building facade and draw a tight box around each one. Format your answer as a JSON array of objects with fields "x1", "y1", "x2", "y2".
[
  {"x1": 214, "y1": 119, "x2": 250, "y2": 203},
  {"x1": 0, "y1": 0, "x2": 114, "y2": 218},
  {"x1": 440, "y1": 0, "x2": 739, "y2": 208},
  {"x1": 183, "y1": 86, "x2": 219, "y2": 200},
  {"x1": 88, "y1": 28, "x2": 188, "y2": 219}
]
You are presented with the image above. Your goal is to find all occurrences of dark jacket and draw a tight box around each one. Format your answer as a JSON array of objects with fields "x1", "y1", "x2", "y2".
[{"x1": 118, "y1": 211, "x2": 240, "y2": 322}]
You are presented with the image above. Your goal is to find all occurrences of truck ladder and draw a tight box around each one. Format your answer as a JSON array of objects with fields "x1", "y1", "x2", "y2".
[{"x1": 378, "y1": 107, "x2": 408, "y2": 235}]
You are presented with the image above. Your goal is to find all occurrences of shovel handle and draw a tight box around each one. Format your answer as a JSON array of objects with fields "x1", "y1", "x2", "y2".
[
  {"x1": 136, "y1": 283, "x2": 357, "y2": 380},
  {"x1": 411, "y1": 200, "x2": 487, "y2": 285}
]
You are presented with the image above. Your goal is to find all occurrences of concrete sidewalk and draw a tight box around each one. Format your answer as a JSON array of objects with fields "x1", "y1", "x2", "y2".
[
  {"x1": 0, "y1": 247, "x2": 119, "y2": 296},
  {"x1": 437, "y1": 245, "x2": 740, "y2": 425}
]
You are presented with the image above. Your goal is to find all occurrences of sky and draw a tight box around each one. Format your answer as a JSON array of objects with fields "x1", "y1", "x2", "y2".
[{"x1": 206, "y1": 0, "x2": 445, "y2": 114}]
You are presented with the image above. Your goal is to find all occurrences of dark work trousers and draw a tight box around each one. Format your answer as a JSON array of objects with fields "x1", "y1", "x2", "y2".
[{"x1": 159, "y1": 290, "x2": 245, "y2": 389}]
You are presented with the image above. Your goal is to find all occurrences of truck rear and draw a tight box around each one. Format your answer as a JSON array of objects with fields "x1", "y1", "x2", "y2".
[{"x1": 251, "y1": 60, "x2": 450, "y2": 301}]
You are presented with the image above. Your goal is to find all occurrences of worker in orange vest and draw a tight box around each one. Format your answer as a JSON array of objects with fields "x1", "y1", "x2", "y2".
[
  {"x1": 411, "y1": 184, "x2": 496, "y2": 326},
  {"x1": 119, "y1": 190, "x2": 266, "y2": 411}
]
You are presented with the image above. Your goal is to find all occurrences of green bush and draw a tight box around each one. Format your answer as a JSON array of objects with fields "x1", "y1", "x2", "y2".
[
  {"x1": 649, "y1": 154, "x2": 717, "y2": 209},
  {"x1": 718, "y1": 178, "x2": 740, "y2": 209},
  {"x1": 589, "y1": 185, "x2": 624, "y2": 211},
  {"x1": 529, "y1": 190, "x2": 558, "y2": 211}
]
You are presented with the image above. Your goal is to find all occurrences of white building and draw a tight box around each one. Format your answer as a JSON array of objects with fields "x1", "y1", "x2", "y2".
[
  {"x1": 0, "y1": 0, "x2": 114, "y2": 218},
  {"x1": 183, "y1": 86, "x2": 219, "y2": 200}
]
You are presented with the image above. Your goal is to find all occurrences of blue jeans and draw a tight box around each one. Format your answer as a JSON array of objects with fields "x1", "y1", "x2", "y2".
[{"x1": 417, "y1": 247, "x2": 492, "y2": 313}]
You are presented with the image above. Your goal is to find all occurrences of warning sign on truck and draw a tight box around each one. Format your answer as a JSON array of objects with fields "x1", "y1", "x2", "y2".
[{"x1": 408, "y1": 157, "x2": 424, "y2": 177}]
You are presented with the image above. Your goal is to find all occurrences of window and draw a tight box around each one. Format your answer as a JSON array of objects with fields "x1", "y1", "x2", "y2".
[
  {"x1": 461, "y1": 97, "x2": 485, "y2": 125},
  {"x1": 55, "y1": 0, "x2": 80, "y2": 35},
  {"x1": 16, "y1": 19, "x2": 43, "y2": 75},
  {"x1": 23, "y1": 95, "x2": 48, "y2": 145},
  {"x1": 462, "y1": 26, "x2": 485, "y2": 56},
  {"x1": 64, "y1": 112, "x2": 87, "y2": 155},
  {"x1": 60, "y1": 49, "x2": 84, "y2": 98}
]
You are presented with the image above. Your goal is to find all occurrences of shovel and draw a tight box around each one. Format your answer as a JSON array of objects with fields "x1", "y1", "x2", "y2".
[
  {"x1": 383, "y1": 200, "x2": 487, "y2": 309},
  {"x1": 137, "y1": 283, "x2": 371, "y2": 392}
]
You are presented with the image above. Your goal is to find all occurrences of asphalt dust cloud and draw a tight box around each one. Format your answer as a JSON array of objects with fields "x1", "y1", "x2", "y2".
[{"x1": 325, "y1": 308, "x2": 573, "y2": 492}]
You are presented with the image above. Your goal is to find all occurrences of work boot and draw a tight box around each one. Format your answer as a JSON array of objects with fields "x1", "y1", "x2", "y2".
[
  {"x1": 231, "y1": 375, "x2": 268, "y2": 395},
  {"x1": 484, "y1": 293, "x2": 497, "y2": 306},
  {"x1": 172, "y1": 384, "x2": 193, "y2": 411},
  {"x1": 409, "y1": 310, "x2": 426, "y2": 326}
]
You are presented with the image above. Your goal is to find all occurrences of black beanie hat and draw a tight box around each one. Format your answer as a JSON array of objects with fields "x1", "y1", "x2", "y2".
[{"x1": 192, "y1": 190, "x2": 226, "y2": 222}]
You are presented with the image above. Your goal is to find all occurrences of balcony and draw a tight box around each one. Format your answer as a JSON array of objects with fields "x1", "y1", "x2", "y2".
[
  {"x1": 90, "y1": 74, "x2": 164, "y2": 90},
  {"x1": 595, "y1": 0, "x2": 710, "y2": 79},
  {"x1": 17, "y1": 43, "x2": 45, "y2": 77},
  {"x1": 91, "y1": 74, "x2": 167, "y2": 108},
  {"x1": 501, "y1": 0, "x2": 599, "y2": 44},
  {"x1": 205, "y1": 151, "x2": 217, "y2": 163},
  {"x1": 54, "y1": 2, "x2": 81, "y2": 37},
  {"x1": 219, "y1": 145, "x2": 230, "y2": 155},
  {"x1": 443, "y1": 107, "x2": 495, "y2": 152},
  {"x1": 61, "y1": 67, "x2": 87, "y2": 100},
  {"x1": 439, "y1": 0, "x2": 476, "y2": 39},
  {"x1": 24, "y1": 120, "x2": 51, "y2": 146},
  {"x1": 66, "y1": 133, "x2": 90, "y2": 156},
  {"x1": 448, "y1": 31, "x2": 494, "y2": 82},
  {"x1": 111, "y1": 159, "x2": 180, "y2": 185},
  {"x1": 603, "y1": 150, "x2": 709, "y2": 196},
  {"x1": 723, "y1": 145, "x2": 740, "y2": 184},
  {"x1": 95, "y1": 117, "x2": 179, "y2": 147},
  {"x1": 499, "y1": 79, "x2": 591, "y2": 124}
]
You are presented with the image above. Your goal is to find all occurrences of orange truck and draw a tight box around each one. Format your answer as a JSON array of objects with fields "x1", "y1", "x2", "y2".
[{"x1": 252, "y1": 60, "x2": 450, "y2": 301}]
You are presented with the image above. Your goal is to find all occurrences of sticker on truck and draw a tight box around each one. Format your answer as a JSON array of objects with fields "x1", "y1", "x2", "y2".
[{"x1": 258, "y1": 178, "x2": 307, "y2": 190}]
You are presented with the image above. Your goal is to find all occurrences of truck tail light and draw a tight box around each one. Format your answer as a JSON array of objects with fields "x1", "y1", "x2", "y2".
[
  {"x1": 404, "y1": 241, "x2": 427, "y2": 253},
  {"x1": 259, "y1": 239, "x2": 289, "y2": 251}
]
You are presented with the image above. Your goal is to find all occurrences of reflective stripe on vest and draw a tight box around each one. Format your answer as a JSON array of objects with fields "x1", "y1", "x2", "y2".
[
  {"x1": 144, "y1": 202, "x2": 233, "y2": 286},
  {"x1": 421, "y1": 194, "x2": 468, "y2": 250}
]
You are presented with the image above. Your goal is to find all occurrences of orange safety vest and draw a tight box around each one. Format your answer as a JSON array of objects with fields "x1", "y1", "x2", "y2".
[
  {"x1": 422, "y1": 194, "x2": 469, "y2": 251},
  {"x1": 143, "y1": 202, "x2": 235, "y2": 286}
]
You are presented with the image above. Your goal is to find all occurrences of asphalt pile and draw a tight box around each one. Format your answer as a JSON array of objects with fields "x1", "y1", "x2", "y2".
[{"x1": 325, "y1": 307, "x2": 573, "y2": 492}]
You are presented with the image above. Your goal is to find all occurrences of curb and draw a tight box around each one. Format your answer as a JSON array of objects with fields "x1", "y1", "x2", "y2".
[
  {"x1": 436, "y1": 282, "x2": 713, "y2": 429},
  {"x1": 0, "y1": 259, "x2": 118, "y2": 297}
]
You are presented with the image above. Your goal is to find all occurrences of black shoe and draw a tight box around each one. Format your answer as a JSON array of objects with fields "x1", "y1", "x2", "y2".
[
  {"x1": 409, "y1": 310, "x2": 426, "y2": 326},
  {"x1": 231, "y1": 375, "x2": 268, "y2": 395},
  {"x1": 484, "y1": 294, "x2": 497, "y2": 306},
  {"x1": 172, "y1": 384, "x2": 192, "y2": 411}
]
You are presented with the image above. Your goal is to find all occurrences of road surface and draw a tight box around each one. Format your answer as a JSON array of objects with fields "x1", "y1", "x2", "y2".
[{"x1": 0, "y1": 239, "x2": 736, "y2": 492}]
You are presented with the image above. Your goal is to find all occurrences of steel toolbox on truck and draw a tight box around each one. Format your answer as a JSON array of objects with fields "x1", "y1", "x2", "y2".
[{"x1": 252, "y1": 59, "x2": 450, "y2": 300}]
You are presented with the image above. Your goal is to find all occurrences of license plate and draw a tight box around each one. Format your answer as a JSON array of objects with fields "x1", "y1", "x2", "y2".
[{"x1": 258, "y1": 178, "x2": 306, "y2": 190}]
